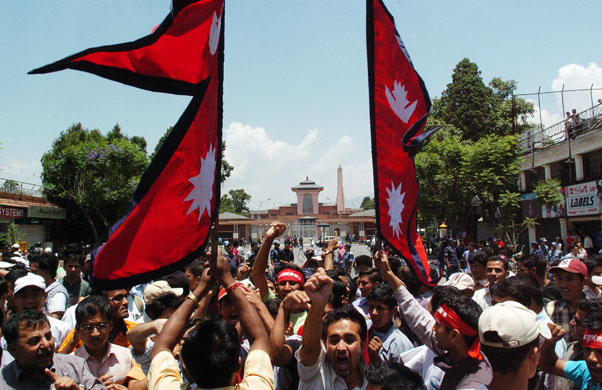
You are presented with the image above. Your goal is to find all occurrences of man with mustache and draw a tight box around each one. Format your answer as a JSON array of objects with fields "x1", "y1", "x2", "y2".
[{"x1": 0, "y1": 310, "x2": 104, "y2": 390}]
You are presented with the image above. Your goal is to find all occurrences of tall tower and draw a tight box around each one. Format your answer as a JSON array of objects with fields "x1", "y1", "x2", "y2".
[{"x1": 336, "y1": 165, "x2": 345, "y2": 213}]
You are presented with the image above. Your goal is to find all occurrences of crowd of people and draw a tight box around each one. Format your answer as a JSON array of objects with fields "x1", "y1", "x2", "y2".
[{"x1": 0, "y1": 222, "x2": 602, "y2": 390}]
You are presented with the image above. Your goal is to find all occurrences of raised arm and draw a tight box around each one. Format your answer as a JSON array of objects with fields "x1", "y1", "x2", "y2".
[
  {"x1": 127, "y1": 319, "x2": 167, "y2": 355},
  {"x1": 152, "y1": 268, "x2": 214, "y2": 358},
  {"x1": 375, "y1": 251, "x2": 440, "y2": 353},
  {"x1": 251, "y1": 222, "x2": 286, "y2": 298},
  {"x1": 270, "y1": 290, "x2": 310, "y2": 366},
  {"x1": 299, "y1": 268, "x2": 333, "y2": 366},
  {"x1": 323, "y1": 237, "x2": 339, "y2": 271},
  {"x1": 539, "y1": 322, "x2": 567, "y2": 377},
  {"x1": 212, "y1": 250, "x2": 270, "y2": 353}
]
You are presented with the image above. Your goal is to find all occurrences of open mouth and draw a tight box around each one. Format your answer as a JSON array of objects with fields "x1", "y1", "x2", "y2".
[
  {"x1": 227, "y1": 314, "x2": 239, "y2": 324},
  {"x1": 335, "y1": 357, "x2": 350, "y2": 373}
]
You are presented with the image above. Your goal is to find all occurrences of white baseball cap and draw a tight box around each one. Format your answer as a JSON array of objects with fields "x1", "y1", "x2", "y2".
[
  {"x1": 479, "y1": 301, "x2": 551, "y2": 348},
  {"x1": 143, "y1": 280, "x2": 184, "y2": 305},
  {"x1": 444, "y1": 273, "x2": 475, "y2": 291},
  {"x1": 14, "y1": 274, "x2": 46, "y2": 295}
]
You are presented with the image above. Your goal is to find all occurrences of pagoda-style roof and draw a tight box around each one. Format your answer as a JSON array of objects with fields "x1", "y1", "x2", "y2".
[{"x1": 291, "y1": 176, "x2": 324, "y2": 191}]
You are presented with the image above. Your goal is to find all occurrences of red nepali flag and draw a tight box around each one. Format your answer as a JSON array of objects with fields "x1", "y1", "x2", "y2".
[
  {"x1": 367, "y1": 0, "x2": 438, "y2": 286},
  {"x1": 30, "y1": 0, "x2": 225, "y2": 288}
]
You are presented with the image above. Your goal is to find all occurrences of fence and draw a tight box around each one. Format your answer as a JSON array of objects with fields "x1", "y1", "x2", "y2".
[{"x1": 0, "y1": 178, "x2": 44, "y2": 198}]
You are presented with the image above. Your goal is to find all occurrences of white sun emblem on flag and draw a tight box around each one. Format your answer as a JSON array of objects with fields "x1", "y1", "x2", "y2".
[
  {"x1": 386, "y1": 181, "x2": 406, "y2": 238},
  {"x1": 184, "y1": 145, "x2": 216, "y2": 222}
]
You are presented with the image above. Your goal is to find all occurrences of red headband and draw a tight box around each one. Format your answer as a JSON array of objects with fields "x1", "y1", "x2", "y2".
[
  {"x1": 277, "y1": 269, "x2": 304, "y2": 285},
  {"x1": 583, "y1": 329, "x2": 602, "y2": 350},
  {"x1": 435, "y1": 304, "x2": 482, "y2": 360}
]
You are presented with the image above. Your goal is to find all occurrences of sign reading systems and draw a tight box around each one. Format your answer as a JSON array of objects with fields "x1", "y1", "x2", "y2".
[{"x1": 0, "y1": 206, "x2": 25, "y2": 218}]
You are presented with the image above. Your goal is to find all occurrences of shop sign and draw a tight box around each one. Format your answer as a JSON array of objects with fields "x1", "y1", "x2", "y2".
[
  {"x1": 0, "y1": 206, "x2": 25, "y2": 218},
  {"x1": 27, "y1": 206, "x2": 66, "y2": 220},
  {"x1": 565, "y1": 180, "x2": 602, "y2": 216}
]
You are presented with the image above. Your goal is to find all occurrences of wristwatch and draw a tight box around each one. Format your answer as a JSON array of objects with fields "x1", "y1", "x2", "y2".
[{"x1": 323, "y1": 249, "x2": 332, "y2": 255}]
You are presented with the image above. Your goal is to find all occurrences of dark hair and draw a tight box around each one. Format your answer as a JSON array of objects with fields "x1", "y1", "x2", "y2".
[
  {"x1": 517, "y1": 254, "x2": 547, "y2": 277},
  {"x1": 577, "y1": 297, "x2": 602, "y2": 314},
  {"x1": 584, "y1": 255, "x2": 602, "y2": 275},
  {"x1": 439, "y1": 293, "x2": 482, "y2": 347},
  {"x1": 368, "y1": 283, "x2": 396, "y2": 308},
  {"x1": 329, "y1": 277, "x2": 349, "y2": 309},
  {"x1": 30, "y1": 253, "x2": 59, "y2": 279},
  {"x1": 468, "y1": 250, "x2": 489, "y2": 267},
  {"x1": 355, "y1": 255, "x2": 373, "y2": 268},
  {"x1": 481, "y1": 335, "x2": 539, "y2": 374},
  {"x1": 145, "y1": 292, "x2": 186, "y2": 320},
  {"x1": 264, "y1": 298, "x2": 281, "y2": 316},
  {"x1": 388, "y1": 256, "x2": 403, "y2": 276},
  {"x1": 5, "y1": 267, "x2": 28, "y2": 285},
  {"x1": 322, "y1": 304, "x2": 367, "y2": 342},
  {"x1": 65, "y1": 243, "x2": 83, "y2": 256},
  {"x1": 430, "y1": 286, "x2": 462, "y2": 312},
  {"x1": 2, "y1": 309, "x2": 50, "y2": 345},
  {"x1": 582, "y1": 311, "x2": 602, "y2": 331},
  {"x1": 181, "y1": 318, "x2": 240, "y2": 387},
  {"x1": 366, "y1": 361, "x2": 425, "y2": 390},
  {"x1": 397, "y1": 265, "x2": 422, "y2": 296},
  {"x1": 186, "y1": 260, "x2": 205, "y2": 277},
  {"x1": 75, "y1": 295, "x2": 113, "y2": 325},
  {"x1": 346, "y1": 277, "x2": 358, "y2": 302},
  {"x1": 487, "y1": 255, "x2": 508, "y2": 272},
  {"x1": 359, "y1": 268, "x2": 383, "y2": 284},
  {"x1": 491, "y1": 275, "x2": 543, "y2": 308},
  {"x1": 64, "y1": 253, "x2": 83, "y2": 266}
]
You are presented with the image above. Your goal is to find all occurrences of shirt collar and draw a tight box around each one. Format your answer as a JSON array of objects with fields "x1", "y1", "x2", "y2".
[{"x1": 79, "y1": 342, "x2": 116, "y2": 363}]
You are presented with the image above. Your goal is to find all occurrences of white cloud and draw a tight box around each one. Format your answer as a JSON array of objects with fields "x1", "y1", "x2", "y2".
[
  {"x1": 527, "y1": 62, "x2": 602, "y2": 129},
  {"x1": 222, "y1": 122, "x2": 373, "y2": 209}
]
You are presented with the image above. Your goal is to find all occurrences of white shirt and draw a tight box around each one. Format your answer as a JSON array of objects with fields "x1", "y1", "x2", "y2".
[{"x1": 472, "y1": 287, "x2": 491, "y2": 311}]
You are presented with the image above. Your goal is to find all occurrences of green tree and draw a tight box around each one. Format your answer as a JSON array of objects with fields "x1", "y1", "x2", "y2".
[
  {"x1": 434, "y1": 58, "x2": 534, "y2": 141},
  {"x1": 0, "y1": 222, "x2": 24, "y2": 245},
  {"x1": 415, "y1": 118, "x2": 475, "y2": 233},
  {"x1": 219, "y1": 188, "x2": 251, "y2": 215},
  {"x1": 1, "y1": 179, "x2": 19, "y2": 194},
  {"x1": 534, "y1": 178, "x2": 564, "y2": 208},
  {"x1": 152, "y1": 126, "x2": 233, "y2": 183},
  {"x1": 360, "y1": 196, "x2": 375, "y2": 210},
  {"x1": 41, "y1": 123, "x2": 149, "y2": 243}
]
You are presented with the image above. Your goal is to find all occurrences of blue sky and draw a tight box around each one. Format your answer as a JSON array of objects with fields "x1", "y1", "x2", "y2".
[{"x1": 1, "y1": 0, "x2": 601, "y2": 209}]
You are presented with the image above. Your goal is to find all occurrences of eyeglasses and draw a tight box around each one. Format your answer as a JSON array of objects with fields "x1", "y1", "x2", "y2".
[
  {"x1": 80, "y1": 322, "x2": 110, "y2": 333},
  {"x1": 109, "y1": 293, "x2": 130, "y2": 302}
]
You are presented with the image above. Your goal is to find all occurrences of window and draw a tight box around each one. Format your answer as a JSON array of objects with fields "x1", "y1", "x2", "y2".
[
  {"x1": 583, "y1": 149, "x2": 602, "y2": 180},
  {"x1": 525, "y1": 166, "x2": 544, "y2": 192},
  {"x1": 303, "y1": 194, "x2": 313, "y2": 214}
]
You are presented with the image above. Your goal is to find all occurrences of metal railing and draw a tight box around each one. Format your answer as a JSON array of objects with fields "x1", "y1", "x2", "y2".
[
  {"x1": 0, "y1": 178, "x2": 44, "y2": 198},
  {"x1": 519, "y1": 103, "x2": 602, "y2": 154}
]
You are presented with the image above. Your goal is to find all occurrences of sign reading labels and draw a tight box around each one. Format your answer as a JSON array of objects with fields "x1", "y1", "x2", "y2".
[
  {"x1": 27, "y1": 206, "x2": 66, "y2": 220},
  {"x1": 0, "y1": 206, "x2": 25, "y2": 218},
  {"x1": 565, "y1": 180, "x2": 602, "y2": 216}
]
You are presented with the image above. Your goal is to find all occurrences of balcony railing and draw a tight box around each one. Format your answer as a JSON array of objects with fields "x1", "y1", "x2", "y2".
[
  {"x1": 0, "y1": 178, "x2": 44, "y2": 198},
  {"x1": 519, "y1": 103, "x2": 602, "y2": 154}
]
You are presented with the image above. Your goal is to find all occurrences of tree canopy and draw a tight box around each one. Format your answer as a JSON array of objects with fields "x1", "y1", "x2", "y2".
[
  {"x1": 41, "y1": 123, "x2": 149, "y2": 243},
  {"x1": 360, "y1": 196, "x2": 375, "y2": 210},
  {"x1": 220, "y1": 188, "x2": 251, "y2": 215}
]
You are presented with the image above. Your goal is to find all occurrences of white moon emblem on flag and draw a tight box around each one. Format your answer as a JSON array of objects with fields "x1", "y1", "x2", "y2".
[
  {"x1": 184, "y1": 145, "x2": 216, "y2": 221},
  {"x1": 208, "y1": 10, "x2": 222, "y2": 55},
  {"x1": 386, "y1": 180, "x2": 406, "y2": 238}
]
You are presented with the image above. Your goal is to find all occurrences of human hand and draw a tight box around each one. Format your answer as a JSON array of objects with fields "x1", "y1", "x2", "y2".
[
  {"x1": 194, "y1": 267, "x2": 216, "y2": 296},
  {"x1": 265, "y1": 222, "x2": 286, "y2": 240},
  {"x1": 45, "y1": 369, "x2": 81, "y2": 390},
  {"x1": 281, "y1": 290, "x2": 311, "y2": 313},
  {"x1": 209, "y1": 249, "x2": 233, "y2": 285},
  {"x1": 304, "y1": 268, "x2": 333, "y2": 307},
  {"x1": 547, "y1": 322, "x2": 566, "y2": 342},
  {"x1": 99, "y1": 373, "x2": 115, "y2": 387},
  {"x1": 240, "y1": 286, "x2": 264, "y2": 310},
  {"x1": 368, "y1": 336, "x2": 383, "y2": 362},
  {"x1": 236, "y1": 264, "x2": 251, "y2": 280}
]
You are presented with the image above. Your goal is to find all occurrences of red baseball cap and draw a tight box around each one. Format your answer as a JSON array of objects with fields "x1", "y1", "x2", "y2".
[{"x1": 549, "y1": 258, "x2": 587, "y2": 278}]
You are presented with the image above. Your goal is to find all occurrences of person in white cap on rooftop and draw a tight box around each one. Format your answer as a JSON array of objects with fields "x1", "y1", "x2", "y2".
[{"x1": 479, "y1": 300, "x2": 551, "y2": 390}]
